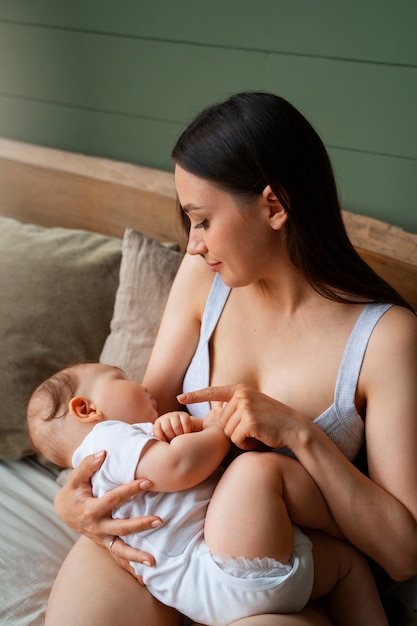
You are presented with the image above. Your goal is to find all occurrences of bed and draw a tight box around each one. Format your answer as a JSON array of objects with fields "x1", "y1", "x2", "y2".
[{"x1": 0, "y1": 137, "x2": 416, "y2": 625}]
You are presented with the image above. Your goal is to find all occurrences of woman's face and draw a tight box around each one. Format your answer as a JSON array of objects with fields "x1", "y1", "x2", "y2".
[{"x1": 175, "y1": 165, "x2": 281, "y2": 288}]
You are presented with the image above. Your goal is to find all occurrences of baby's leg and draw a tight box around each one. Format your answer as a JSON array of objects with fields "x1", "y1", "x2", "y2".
[
  {"x1": 307, "y1": 530, "x2": 388, "y2": 626},
  {"x1": 205, "y1": 451, "x2": 339, "y2": 563},
  {"x1": 205, "y1": 451, "x2": 294, "y2": 562},
  {"x1": 46, "y1": 535, "x2": 182, "y2": 626}
]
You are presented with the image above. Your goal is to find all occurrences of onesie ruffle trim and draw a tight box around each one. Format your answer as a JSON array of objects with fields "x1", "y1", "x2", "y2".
[{"x1": 212, "y1": 553, "x2": 292, "y2": 579}]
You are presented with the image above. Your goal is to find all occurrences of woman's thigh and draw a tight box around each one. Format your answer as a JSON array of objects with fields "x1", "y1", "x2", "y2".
[
  {"x1": 45, "y1": 535, "x2": 182, "y2": 626},
  {"x1": 192, "y1": 603, "x2": 334, "y2": 626}
]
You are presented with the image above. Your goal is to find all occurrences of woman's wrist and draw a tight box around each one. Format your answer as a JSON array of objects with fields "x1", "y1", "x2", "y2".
[{"x1": 286, "y1": 412, "x2": 317, "y2": 456}]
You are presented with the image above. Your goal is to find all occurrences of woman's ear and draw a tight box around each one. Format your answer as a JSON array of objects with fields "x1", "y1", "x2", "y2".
[
  {"x1": 262, "y1": 185, "x2": 288, "y2": 230},
  {"x1": 69, "y1": 397, "x2": 103, "y2": 423}
]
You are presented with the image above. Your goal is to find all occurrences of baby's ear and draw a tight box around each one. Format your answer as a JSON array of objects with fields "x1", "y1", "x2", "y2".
[{"x1": 69, "y1": 397, "x2": 103, "y2": 423}]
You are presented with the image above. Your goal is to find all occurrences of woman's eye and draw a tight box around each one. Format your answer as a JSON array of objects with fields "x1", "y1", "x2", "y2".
[{"x1": 194, "y1": 219, "x2": 208, "y2": 230}]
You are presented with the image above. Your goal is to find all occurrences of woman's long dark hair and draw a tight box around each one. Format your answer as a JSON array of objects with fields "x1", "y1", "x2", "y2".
[{"x1": 172, "y1": 92, "x2": 413, "y2": 310}]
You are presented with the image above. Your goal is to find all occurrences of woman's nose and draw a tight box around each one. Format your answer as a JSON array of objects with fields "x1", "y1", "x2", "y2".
[{"x1": 186, "y1": 230, "x2": 208, "y2": 256}]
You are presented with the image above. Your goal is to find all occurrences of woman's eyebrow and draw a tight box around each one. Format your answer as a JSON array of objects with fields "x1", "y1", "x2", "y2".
[{"x1": 182, "y1": 203, "x2": 205, "y2": 214}]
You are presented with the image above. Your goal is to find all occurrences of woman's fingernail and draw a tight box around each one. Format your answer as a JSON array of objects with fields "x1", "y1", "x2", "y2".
[
  {"x1": 139, "y1": 479, "x2": 151, "y2": 489},
  {"x1": 94, "y1": 451, "x2": 105, "y2": 459},
  {"x1": 151, "y1": 519, "x2": 163, "y2": 528},
  {"x1": 143, "y1": 560, "x2": 152, "y2": 567}
]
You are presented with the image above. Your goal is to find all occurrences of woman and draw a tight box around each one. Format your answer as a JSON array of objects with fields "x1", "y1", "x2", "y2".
[{"x1": 49, "y1": 92, "x2": 417, "y2": 626}]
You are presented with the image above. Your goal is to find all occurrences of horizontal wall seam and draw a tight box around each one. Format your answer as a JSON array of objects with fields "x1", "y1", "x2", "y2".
[
  {"x1": 1, "y1": 92, "x2": 415, "y2": 164},
  {"x1": 0, "y1": 91, "x2": 185, "y2": 126},
  {"x1": 327, "y1": 144, "x2": 417, "y2": 164},
  {"x1": 0, "y1": 19, "x2": 415, "y2": 70}
]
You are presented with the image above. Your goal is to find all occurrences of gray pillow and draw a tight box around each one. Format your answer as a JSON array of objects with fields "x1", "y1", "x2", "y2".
[
  {"x1": 0, "y1": 217, "x2": 122, "y2": 460},
  {"x1": 100, "y1": 229, "x2": 182, "y2": 382}
]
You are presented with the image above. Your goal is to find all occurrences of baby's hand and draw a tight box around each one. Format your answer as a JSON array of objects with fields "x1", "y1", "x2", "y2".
[
  {"x1": 153, "y1": 411, "x2": 194, "y2": 442},
  {"x1": 203, "y1": 406, "x2": 225, "y2": 430}
]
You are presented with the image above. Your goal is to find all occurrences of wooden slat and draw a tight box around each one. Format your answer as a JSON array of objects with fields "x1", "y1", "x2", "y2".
[
  {"x1": 343, "y1": 210, "x2": 417, "y2": 265},
  {"x1": 343, "y1": 210, "x2": 417, "y2": 310},
  {"x1": 0, "y1": 138, "x2": 186, "y2": 249}
]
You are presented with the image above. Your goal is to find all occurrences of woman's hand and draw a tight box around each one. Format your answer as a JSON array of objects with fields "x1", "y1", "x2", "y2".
[
  {"x1": 54, "y1": 451, "x2": 163, "y2": 570},
  {"x1": 178, "y1": 384, "x2": 308, "y2": 451}
]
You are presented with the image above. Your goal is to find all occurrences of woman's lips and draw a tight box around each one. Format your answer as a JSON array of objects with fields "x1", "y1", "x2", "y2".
[{"x1": 207, "y1": 261, "x2": 221, "y2": 272}]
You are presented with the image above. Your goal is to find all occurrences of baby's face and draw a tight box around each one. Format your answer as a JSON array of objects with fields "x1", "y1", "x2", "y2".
[{"x1": 79, "y1": 363, "x2": 158, "y2": 424}]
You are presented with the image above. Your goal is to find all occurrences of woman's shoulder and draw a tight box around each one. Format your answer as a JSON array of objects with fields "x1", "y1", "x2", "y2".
[
  {"x1": 365, "y1": 304, "x2": 417, "y2": 354},
  {"x1": 374, "y1": 303, "x2": 417, "y2": 333},
  {"x1": 361, "y1": 304, "x2": 417, "y2": 386},
  {"x1": 172, "y1": 253, "x2": 217, "y2": 318}
]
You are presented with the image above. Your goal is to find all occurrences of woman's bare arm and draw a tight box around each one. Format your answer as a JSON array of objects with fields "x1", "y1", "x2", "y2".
[{"x1": 143, "y1": 253, "x2": 213, "y2": 414}]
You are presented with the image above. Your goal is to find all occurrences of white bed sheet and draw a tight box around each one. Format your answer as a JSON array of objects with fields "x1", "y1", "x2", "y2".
[{"x1": 0, "y1": 458, "x2": 78, "y2": 625}]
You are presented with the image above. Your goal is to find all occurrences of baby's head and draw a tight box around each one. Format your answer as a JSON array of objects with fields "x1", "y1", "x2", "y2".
[{"x1": 27, "y1": 362, "x2": 158, "y2": 467}]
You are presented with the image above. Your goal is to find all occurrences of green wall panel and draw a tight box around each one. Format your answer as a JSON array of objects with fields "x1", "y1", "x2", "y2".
[
  {"x1": 0, "y1": 23, "x2": 265, "y2": 123},
  {"x1": 265, "y1": 54, "x2": 417, "y2": 159},
  {"x1": 1, "y1": 0, "x2": 416, "y2": 65},
  {"x1": 2, "y1": 21, "x2": 415, "y2": 160},
  {"x1": 0, "y1": 95, "x2": 183, "y2": 169}
]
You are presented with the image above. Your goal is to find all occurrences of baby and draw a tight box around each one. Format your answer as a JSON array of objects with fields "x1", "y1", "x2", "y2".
[{"x1": 27, "y1": 362, "x2": 388, "y2": 626}]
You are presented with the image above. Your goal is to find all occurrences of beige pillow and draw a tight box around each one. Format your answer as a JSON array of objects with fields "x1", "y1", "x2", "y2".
[
  {"x1": 0, "y1": 217, "x2": 122, "y2": 460},
  {"x1": 100, "y1": 229, "x2": 182, "y2": 382}
]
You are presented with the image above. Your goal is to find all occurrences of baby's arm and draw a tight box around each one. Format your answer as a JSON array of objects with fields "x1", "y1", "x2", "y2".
[{"x1": 136, "y1": 421, "x2": 230, "y2": 492}]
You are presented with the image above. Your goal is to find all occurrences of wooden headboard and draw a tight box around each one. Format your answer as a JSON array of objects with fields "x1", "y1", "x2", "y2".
[
  {"x1": 0, "y1": 138, "x2": 186, "y2": 249},
  {"x1": 0, "y1": 137, "x2": 416, "y2": 309}
]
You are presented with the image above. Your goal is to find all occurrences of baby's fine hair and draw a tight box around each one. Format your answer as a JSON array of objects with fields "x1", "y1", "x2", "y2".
[
  {"x1": 27, "y1": 367, "x2": 78, "y2": 424},
  {"x1": 26, "y1": 366, "x2": 81, "y2": 466}
]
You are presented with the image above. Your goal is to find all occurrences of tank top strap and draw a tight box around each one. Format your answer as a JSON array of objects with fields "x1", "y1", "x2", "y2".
[
  {"x1": 199, "y1": 274, "x2": 231, "y2": 343},
  {"x1": 335, "y1": 303, "x2": 393, "y2": 414},
  {"x1": 183, "y1": 274, "x2": 231, "y2": 418}
]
